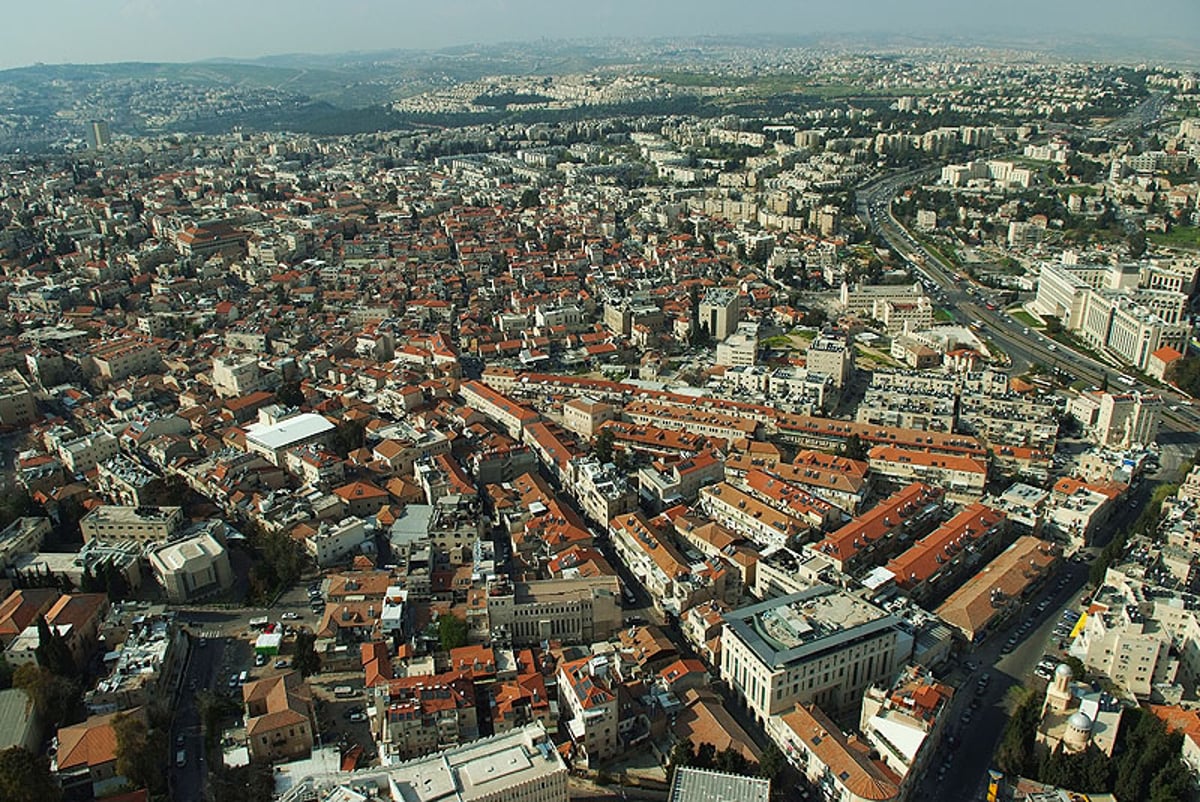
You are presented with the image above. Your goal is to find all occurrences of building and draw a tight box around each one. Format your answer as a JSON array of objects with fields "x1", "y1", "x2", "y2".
[
  {"x1": 481, "y1": 576, "x2": 621, "y2": 647},
  {"x1": 212, "y1": 354, "x2": 264, "y2": 398},
  {"x1": 806, "y1": 329, "x2": 854, "y2": 388},
  {"x1": 0, "y1": 688, "x2": 41, "y2": 753},
  {"x1": 54, "y1": 710, "x2": 135, "y2": 798},
  {"x1": 80, "y1": 505, "x2": 183, "y2": 545},
  {"x1": 147, "y1": 531, "x2": 234, "y2": 603},
  {"x1": 1068, "y1": 390, "x2": 1162, "y2": 450},
  {"x1": 561, "y1": 397, "x2": 617, "y2": 439},
  {"x1": 568, "y1": 458, "x2": 636, "y2": 526},
  {"x1": 768, "y1": 702, "x2": 900, "y2": 802},
  {"x1": 243, "y1": 671, "x2": 316, "y2": 763},
  {"x1": 301, "y1": 516, "x2": 371, "y2": 568},
  {"x1": 0, "y1": 370, "x2": 36, "y2": 427},
  {"x1": 558, "y1": 655, "x2": 619, "y2": 764},
  {"x1": 867, "y1": 445, "x2": 987, "y2": 502},
  {"x1": 935, "y1": 536, "x2": 1060, "y2": 642},
  {"x1": 858, "y1": 665, "x2": 953, "y2": 795},
  {"x1": 374, "y1": 669, "x2": 478, "y2": 760},
  {"x1": 0, "y1": 517, "x2": 50, "y2": 571},
  {"x1": 244, "y1": 412, "x2": 335, "y2": 466},
  {"x1": 274, "y1": 723, "x2": 566, "y2": 802},
  {"x1": 720, "y1": 586, "x2": 906, "y2": 723},
  {"x1": 669, "y1": 767, "x2": 770, "y2": 802},
  {"x1": 715, "y1": 324, "x2": 758, "y2": 367},
  {"x1": 883, "y1": 503, "x2": 1008, "y2": 603},
  {"x1": 700, "y1": 287, "x2": 742, "y2": 341},
  {"x1": 1036, "y1": 663, "x2": 1122, "y2": 757}
]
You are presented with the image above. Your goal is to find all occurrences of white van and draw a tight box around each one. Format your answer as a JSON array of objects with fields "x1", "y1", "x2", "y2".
[{"x1": 334, "y1": 685, "x2": 355, "y2": 698}]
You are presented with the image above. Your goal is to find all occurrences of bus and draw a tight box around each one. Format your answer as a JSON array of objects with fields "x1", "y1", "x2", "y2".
[
  {"x1": 249, "y1": 616, "x2": 270, "y2": 631},
  {"x1": 1117, "y1": 375, "x2": 1136, "y2": 387}
]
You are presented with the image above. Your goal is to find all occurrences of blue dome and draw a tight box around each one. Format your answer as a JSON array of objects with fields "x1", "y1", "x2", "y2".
[{"x1": 1067, "y1": 712, "x2": 1093, "y2": 731}]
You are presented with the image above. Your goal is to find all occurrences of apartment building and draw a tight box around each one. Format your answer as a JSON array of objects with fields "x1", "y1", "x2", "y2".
[
  {"x1": 1068, "y1": 390, "x2": 1162, "y2": 450},
  {"x1": 80, "y1": 505, "x2": 183, "y2": 545},
  {"x1": 859, "y1": 665, "x2": 954, "y2": 796},
  {"x1": 936, "y1": 536, "x2": 1060, "y2": 642},
  {"x1": 884, "y1": 503, "x2": 1008, "y2": 603},
  {"x1": 809, "y1": 482, "x2": 945, "y2": 574},
  {"x1": 721, "y1": 586, "x2": 905, "y2": 722},
  {"x1": 839, "y1": 281, "x2": 925, "y2": 318},
  {"x1": 558, "y1": 655, "x2": 619, "y2": 764},
  {"x1": 299, "y1": 516, "x2": 370, "y2": 568},
  {"x1": 623, "y1": 400, "x2": 759, "y2": 442},
  {"x1": 610, "y1": 512, "x2": 721, "y2": 616},
  {"x1": 462, "y1": 380, "x2": 541, "y2": 438},
  {"x1": 867, "y1": 445, "x2": 987, "y2": 502},
  {"x1": 57, "y1": 431, "x2": 119, "y2": 475},
  {"x1": 770, "y1": 702, "x2": 901, "y2": 802},
  {"x1": 699, "y1": 287, "x2": 742, "y2": 341},
  {"x1": 85, "y1": 337, "x2": 162, "y2": 381},
  {"x1": 567, "y1": 457, "x2": 637, "y2": 526},
  {"x1": 715, "y1": 325, "x2": 758, "y2": 367},
  {"x1": 806, "y1": 329, "x2": 854, "y2": 388},
  {"x1": 638, "y1": 450, "x2": 725, "y2": 510},
  {"x1": 5, "y1": 592, "x2": 109, "y2": 670},
  {"x1": 0, "y1": 370, "x2": 36, "y2": 427},
  {"x1": 0, "y1": 517, "x2": 50, "y2": 571},
  {"x1": 562, "y1": 396, "x2": 617, "y2": 439},
  {"x1": 753, "y1": 547, "x2": 835, "y2": 600},
  {"x1": 374, "y1": 669, "x2": 478, "y2": 760},
  {"x1": 700, "y1": 482, "x2": 808, "y2": 548},
  {"x1": 211, "y1": 354, "x2": 264, "y2": 398},
  {"x1": 725, "y1": 450, "x2": 869, "y2": 514}
]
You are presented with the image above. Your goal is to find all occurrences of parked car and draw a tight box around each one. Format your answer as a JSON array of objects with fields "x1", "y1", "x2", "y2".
[
  {"x1": 281, "y1": 612, "x2": 300, "y2": 620},
  {"x1": 274, "y1": 658, "x2": 290, "y2": 669},
  {"x1": 348, "y1": 711, "x2": 367, "y2": 723},
  {"x1": 255, "y1": 653, "x2": 267, "y2": 667}
]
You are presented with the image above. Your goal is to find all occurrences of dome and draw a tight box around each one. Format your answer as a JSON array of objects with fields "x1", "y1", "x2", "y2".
[
  {"x1": 1067, "y1": 712, "x2": 1093, "y2": 732},
  {"x1": 1055, "y1": 663, "x2": 1074, "y2": 679}
]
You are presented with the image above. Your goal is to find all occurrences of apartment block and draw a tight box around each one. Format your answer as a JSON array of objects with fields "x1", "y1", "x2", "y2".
[{"x1": 80, "y1": 505, "x2": 183, "y2": 545}]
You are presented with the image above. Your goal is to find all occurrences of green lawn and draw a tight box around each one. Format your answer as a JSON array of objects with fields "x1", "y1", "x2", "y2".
[
  {"x1": 1149, "y1": 226, "x2": 1200, "y2": 250},
  {"x1": 1009, "y1": 309, "x2": 1042, "y2": 328},
  {"x1": 934, "y1": 308, "x2": 955, "y2": 323}
]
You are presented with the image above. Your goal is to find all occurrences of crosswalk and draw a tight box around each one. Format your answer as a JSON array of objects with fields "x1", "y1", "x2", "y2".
[{"x1": 196, "y1": 630, "x2": 222, "y2": 640}]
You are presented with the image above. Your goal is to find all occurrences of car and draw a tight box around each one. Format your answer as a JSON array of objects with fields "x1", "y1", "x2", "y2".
[
  {"x1": 970, "y1": 697, "x2": 982, "y2": 710},
  {"x1": 348, "y1": 712, "x2": 367, "y2": 723},
  {"x1": 964, "y1": 660, "x2": 980, "y2": 672},
  {"x1": 1048, "y1": 343, "x2": 1058, "y2": 351},
  {"x1": 275, "y1": 658, "x2": 290, "y2": 669},
  {"x1": 198, "y1": 637, "x2": 207, "y2": 648},
  {"x1": 281, "y1": 612, "x2": 300, "y2": 620},
  {"x1": 1037, "y1": 600, "x2": 1050, "y2": 612},
  {"x1": 960, "y1": 710, "x2": 973, "y2": 724},
  {"x1": 176, "y1": 749, "x2": 187, "y2": 768},
  {"x1": 228, "y1": 673, "x2": 240, "y2": 688},
  {"x1": 176, "y1": 734, "x2": 185, "y2": 747},
  {"x1": 978, "y1": 672, "x2": 990, "y2": 686},
  {"x1": 255, "y1": 653, "x2": 267, "y2": 667},
  {"x1": 188, "y1": 678, "x2": 198, "y2": 691},
  {"x1": 1034, "y1": 667, "x2": 1053, "y2": 681}
]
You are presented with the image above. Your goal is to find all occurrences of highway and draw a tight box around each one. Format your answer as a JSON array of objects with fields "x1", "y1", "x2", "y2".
[{"x1": 854, "y1": 100, "x2": 1200, "y2": 437}]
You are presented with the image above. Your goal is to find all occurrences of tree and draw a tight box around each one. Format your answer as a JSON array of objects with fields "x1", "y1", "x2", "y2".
[
  {"x1": 715, "y1": 746, "x2": 752, "y2": 775},
  {"x1": 593, "y1": 428, "x2": 615, "y2": 464},
  {"x1": 996, "y1": 687, "x2": 1041, "y2": 777},
  {"x1": 209, "y1": 762, "x2": 275, "y2": 802},
  {"x1": 113, "y1": 711, "x2": 166, "y2": 796},
  {"x1": 839, "y1": 434, "x2": 868, "y2": 462},
  {"x1": 757, "y1": 742, "x2": 785, "y2": 781},
  {"x1": 275, "y1": 380, "x2": 305, "y2": 408},
  {"x1": 438, "y1": 613, "x2": 468, "y2": 651},
  {"x1": 694, "y1": 742, "x2": 717, "y2": 769},
  {"x1": 332, "y1": 418, "x2": 367, "y2": 457},
  {"x1": 667, "y1": 738, "x2": 694, "y2": 776},
  {"x1": 13, "y1": 664, "x2": 80, "y2": 729},
  {"x1": 35, "y1": 615, "x2": 77, "y2": 679},
  {"x1": 518, "y1": 188, "x2": 541, "y2": 209},
  {"x1": 0, "y1": 747, "x2": 61, "y2": 802},
  {"x1": 292, "y1": 630, "x2": 322, "y2": 678},
  {"x1": 0, "y1": 655, "x2": 12, "y2": 690}
]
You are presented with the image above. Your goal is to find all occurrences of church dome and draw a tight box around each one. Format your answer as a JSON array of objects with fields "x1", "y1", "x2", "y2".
[
  {"x1": 1055, "y1": 663, "x2": 1073, "y2": 679},
  {"x1": 1067, "y1": 711, "x2": 1093, "y2": 732}
]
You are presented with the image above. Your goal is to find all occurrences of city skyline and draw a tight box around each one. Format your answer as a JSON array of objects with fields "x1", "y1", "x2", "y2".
[{"x1": 1, "y1": 0, "x2": 1198, "y2": 71}]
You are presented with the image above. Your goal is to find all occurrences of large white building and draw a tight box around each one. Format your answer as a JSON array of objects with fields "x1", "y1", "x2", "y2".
[
  {"x1": 244, "y1": 412, "x2": 335, "y2": 466},
  {"x1": 1032, "y1": 260, "x2": 1190, "y2": 371},
  {"x1": 720, "y1": 586, "x2": 907, "y2": 723},
  {"x1": 272, "y1": 722, "x2": 567, "y2": 802},
  {"x1": 147, "y1": 531, "x2": 233, "y2": 603}
]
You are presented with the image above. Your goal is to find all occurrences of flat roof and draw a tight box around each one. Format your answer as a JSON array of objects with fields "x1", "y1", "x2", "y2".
[
  {"x1": 669, "y1": 767, "x2": 771, "y2": 802},
  {"x1": 244, "y1": 412, "x2": 334, "y2": 451},
  {"x1": 723, "y1": 586, "x2": 898, "y2": 669}
]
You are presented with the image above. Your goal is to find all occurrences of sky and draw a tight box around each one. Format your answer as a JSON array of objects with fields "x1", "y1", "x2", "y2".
[{"x1": 1, "y1": 0, "x2": 1197, "y2": 69}]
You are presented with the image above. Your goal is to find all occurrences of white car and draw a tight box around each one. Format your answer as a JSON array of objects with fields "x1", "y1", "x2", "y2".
[{"x1": 281, "y1": 612, "x2": 300, "y2": 620}]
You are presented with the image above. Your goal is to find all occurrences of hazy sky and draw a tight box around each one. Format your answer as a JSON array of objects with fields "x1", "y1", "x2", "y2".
[{"x1": 1, "y1": 0, "x2": 1197, "y2": 69}]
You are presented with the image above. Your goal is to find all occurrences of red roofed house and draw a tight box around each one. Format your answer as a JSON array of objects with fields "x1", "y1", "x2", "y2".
[
  {"x1": 558, "y1": 655, "x2": 618, "y2": 765},
  {"x1": 1149, "y1": 345, "x2": 1184, "y2": 383},
  {"x1": 242, "y1": 671, "x2": 316, "y2": 763}
]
